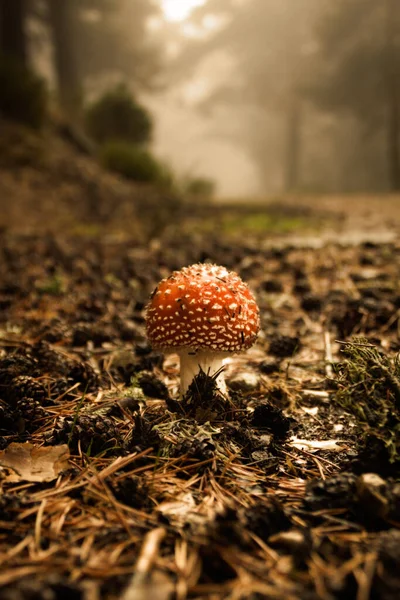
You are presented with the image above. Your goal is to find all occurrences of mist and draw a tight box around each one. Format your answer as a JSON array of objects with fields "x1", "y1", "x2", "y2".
[
  {"x1": 1, "y1": 0, "x2": 400, "y2": 200},
  {"x1": 152, "y1": 0, "x2": 400, "y2": 197}
]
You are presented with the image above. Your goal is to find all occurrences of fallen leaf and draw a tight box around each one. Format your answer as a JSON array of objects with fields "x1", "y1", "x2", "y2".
[
  {"x1": 0, "y1": 443, "x2": 69, "y2": 482},
  {"x1": 289, "y1": 437, "x2": 345, "y2": 452},
  {"x1": 301, "y1": 406, "x2": 319, "y2": 416}
]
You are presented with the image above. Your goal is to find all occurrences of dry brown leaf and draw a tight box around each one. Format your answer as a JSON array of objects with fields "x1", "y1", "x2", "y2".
[
  {"x1": 0, "y1": 442, "x2": 69, "y2": 482},
  {"x1": 289, "y1": 437, "x2": 345, "y2": 452}
]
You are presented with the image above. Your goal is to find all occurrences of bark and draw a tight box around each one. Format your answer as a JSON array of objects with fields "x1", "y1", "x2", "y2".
[
  {"x1": 0, "y1": 0, "x2": 27, "y2": 64},
  {"x1": 48, "y1": 0, "x2": 82, "y2": 121},
  {"x1": 384, "y1": 0, "x2": 400, "y2": 191}
]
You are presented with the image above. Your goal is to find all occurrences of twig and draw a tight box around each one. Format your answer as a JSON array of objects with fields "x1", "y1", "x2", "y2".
[
  {"x1": 135, "y1": 528, "x2": 166, "y2": 579},
  {"x1": 35, "y1": 499, "x2": 47, "y2": 551},
  {"x1": 121, "y1": 527, "x2": 167, "y2": 600},
  {"x1": 324, "y1": 331, "x2": 334, "y2": 379}
]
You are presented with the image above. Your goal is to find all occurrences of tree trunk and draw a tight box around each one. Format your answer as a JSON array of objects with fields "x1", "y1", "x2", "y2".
[
  {"x1": 0, "y1": 0, "x2": 27, "y2": 64},
  {"x1": 386, "y1": 83, "x2": 400, "y2": 191},
  {"x1": 284, "y1": 96, "x2": 302, "y2": 192},
  {"x1": 48, "y1": 0, "x2": 82, "y2": 121},
  {"x1": 384, "y1": 0, "x2": 400, "y2": 191}
]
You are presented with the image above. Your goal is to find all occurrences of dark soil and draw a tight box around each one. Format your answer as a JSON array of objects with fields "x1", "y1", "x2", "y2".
[{"x1": 0, "y1": 230, "x2": 400, "y2": 599}]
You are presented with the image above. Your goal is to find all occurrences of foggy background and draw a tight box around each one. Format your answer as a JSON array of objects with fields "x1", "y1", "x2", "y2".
[{"x1": 1, "y1": 0, "x2": 400, "y2": 199}]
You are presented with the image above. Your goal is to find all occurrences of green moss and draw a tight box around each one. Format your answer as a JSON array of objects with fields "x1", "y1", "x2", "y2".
[{"x1": 334, "y1": 337, "x2": 400, "y2": 464}]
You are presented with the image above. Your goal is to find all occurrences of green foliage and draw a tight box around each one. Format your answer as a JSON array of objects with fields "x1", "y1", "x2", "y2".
[
  {"x1": 334, "y1": 338, "x2": 400, "y2": 464},
  {"x1": 173, "y1": 0, "x2": 322, "y2": 191},
  {"x1": 99, "y1": 140, "x2": 172, "y2": 186},
  {"x1": 0, "y1": 56, "x2": 47, "y2": 128},
  {"x1": 85, "y1": 85, "x2": 153, "y2": 145},
  {"x1": 184, "y1": 176, "x2": 216, "y2": 198}
]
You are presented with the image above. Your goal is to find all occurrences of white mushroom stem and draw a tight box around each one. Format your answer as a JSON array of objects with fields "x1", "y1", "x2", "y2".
[{"x1": 179, "y1": 349, "x2": 228, "y2": 397}]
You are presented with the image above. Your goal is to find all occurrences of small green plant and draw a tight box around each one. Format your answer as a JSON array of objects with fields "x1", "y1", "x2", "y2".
[
  {"x1": 35, "y1": 273, "x2": 65, "y2": 295},
  {"x1": 85, "y1": 84, "x2": 152, "y2": 145},
  {"x1": 0, "y1": 56, "x2": 47, "y2": 128},
  {"x1": 99, "y1": 140, "x2": 172, "y2": 186}
]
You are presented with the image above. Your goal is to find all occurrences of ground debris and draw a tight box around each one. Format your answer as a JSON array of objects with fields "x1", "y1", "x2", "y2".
[{"x1": 0, "y1": 234, "x2": 399, "y2": 598}]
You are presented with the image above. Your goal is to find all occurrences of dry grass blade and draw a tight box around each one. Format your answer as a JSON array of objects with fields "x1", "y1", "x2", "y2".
[{"x1": 120, "y1": 528, "x2": 173, "y2": 600}]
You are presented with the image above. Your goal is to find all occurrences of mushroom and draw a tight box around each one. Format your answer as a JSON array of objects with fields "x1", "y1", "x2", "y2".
[{"x1": 145, "y1": 263, "x2": 260, "y2": 396}]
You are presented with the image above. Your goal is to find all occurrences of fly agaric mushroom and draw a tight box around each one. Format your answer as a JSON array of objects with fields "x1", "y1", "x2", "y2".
[{"x1": 145, "y1": 263, "x2": 260, "y2": 395}]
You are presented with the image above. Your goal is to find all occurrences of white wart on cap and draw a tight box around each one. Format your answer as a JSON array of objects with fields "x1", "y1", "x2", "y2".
[{"x1": 146, "y1": 263, "x2": 260, "y2": 395}]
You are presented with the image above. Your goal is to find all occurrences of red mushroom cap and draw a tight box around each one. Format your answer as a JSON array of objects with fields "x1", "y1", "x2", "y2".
[{"x1": 145, "y1": 263, "x2": 260, "y2": 352}]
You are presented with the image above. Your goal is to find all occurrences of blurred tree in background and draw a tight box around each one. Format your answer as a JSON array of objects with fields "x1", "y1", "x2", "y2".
[
  {"x1": 1, "y1": 0, "x2": 162, "y2": 123},
  {"x1": 0, "y1": 0, "x2": 47, "y2": 128},
  {"x1": 0, "y1": 0, "x2": 28, "y2": 65},
  {"x1": 307, "y1": 0, "x2": 400, "y2": 191},
  {"x1": 45, "y1": 0, "x2": 161, "y2": 120},
  {"x1": 74, "y1": 0, "x2": 161, "y2": 90},
  {"x1": 171, "y1": 0, "x2": 322, "y2": 192},
  {"x1": 47, "y1": 0, "x2": 81, "y2": 120},
  {"x1": 169, "y1": 0, "x2": 400, "y2": 194}
]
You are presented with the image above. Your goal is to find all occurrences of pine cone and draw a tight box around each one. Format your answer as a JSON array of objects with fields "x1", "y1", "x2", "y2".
[
  {"x1": 32, "y1": 341, "x2": 67, "y2": 376},
  {"x1": 66, "y1": 361, "x2": 99, "y2": 391},
  {"x1": 49, "y1": 377, "x2": 73, "y2": 401},
  {"x1": 7, "y1": 375, "x2": 48, "y2": 405},
  {"x1": 0, "y1": 355, "x2": 38, "y2": 388},
  {"x1": 268, "y1": 335, "x2": 301, "y2": 358},
  {"x1": 0, "y1": 402, "x2": 22, "y2": 433},
  {"x1": 48, "y1": 414, "x2": 122, "y2": 456},
  {"x1": 173, "y1": 436, "x2": 216, "y2": 462},
  {"x1": 16, "y1": 397, "x2": 47, "y2": 430}
]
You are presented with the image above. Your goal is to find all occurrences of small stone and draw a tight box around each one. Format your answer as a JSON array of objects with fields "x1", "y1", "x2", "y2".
[
  {"x1": 356, "y1": 473, "x2": 389, "y2": 519},
  {"x1": 227, "y1": 370, "x2": 260, "y2": 392},
  {"x1": 269, "y1": 529, "x2": 307, "y2": 551}
]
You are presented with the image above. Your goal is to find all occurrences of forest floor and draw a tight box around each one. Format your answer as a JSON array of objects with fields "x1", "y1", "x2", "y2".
[
  {"x1": 1, "y1": 211, "x2": 400, "y2": 600},
  {"x1": 1, "y1": 119, "x2": 400, "y2": 600}
]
